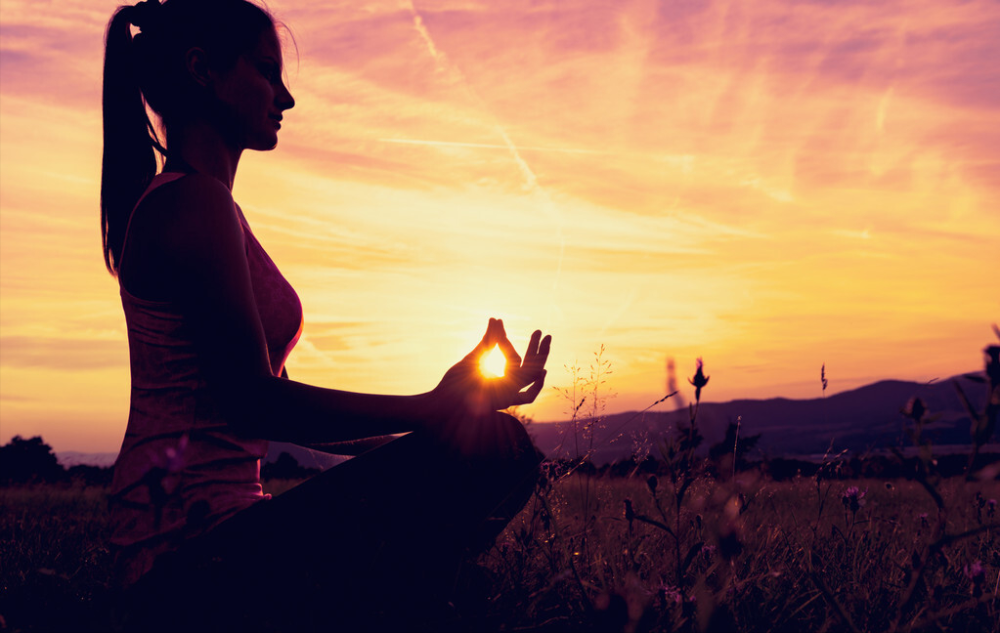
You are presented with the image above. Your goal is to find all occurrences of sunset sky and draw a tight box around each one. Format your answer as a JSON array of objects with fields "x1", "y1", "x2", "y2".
[{"x1": 1, "y1": 0, "x2": 998, "y2": 453}]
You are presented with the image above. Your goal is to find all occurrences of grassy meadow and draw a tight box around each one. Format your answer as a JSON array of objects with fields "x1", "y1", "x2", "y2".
[
  {"x1": 1, "y1": 466, "x2": 997, "y2": 632},
  {"x1": 3, "y1": 343, "x2": 998, "y2": 630}
]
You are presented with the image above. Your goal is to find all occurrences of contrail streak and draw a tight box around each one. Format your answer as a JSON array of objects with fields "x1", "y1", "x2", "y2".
[
  {"x1": 409, "y1": 6, "x2": 441, "y2": 61},
  {"x1": 380, "y1": 138, "x2": 603, "y2": 155},
  {"x1": 403, "y1": 0, "x2": 566, "y2": 328}
]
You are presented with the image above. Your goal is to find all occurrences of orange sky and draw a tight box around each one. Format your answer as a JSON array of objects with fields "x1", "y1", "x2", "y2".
[{"x1": 1, "y1": 0, "x2": 998, "y2": 453}]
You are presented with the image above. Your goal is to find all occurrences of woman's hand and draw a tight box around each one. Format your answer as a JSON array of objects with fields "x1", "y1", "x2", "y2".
[{"x1": 430, "y1": 318, "x2": 551, "y2": 420}]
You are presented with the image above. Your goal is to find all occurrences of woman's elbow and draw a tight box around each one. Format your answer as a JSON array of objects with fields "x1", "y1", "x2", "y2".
[{"x1": 211, "y1": 373, "x2": 286, "y2": 438}]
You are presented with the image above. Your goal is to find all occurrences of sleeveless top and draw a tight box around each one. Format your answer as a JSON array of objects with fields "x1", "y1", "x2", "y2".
[{"x1": 108, "y1": 172, "x2": 304, "y2": 586}]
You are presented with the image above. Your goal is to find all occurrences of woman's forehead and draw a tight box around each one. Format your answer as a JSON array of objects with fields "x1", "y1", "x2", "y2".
[{"x1": 252, "y1": 28, "x2": 283, "y2": 62}]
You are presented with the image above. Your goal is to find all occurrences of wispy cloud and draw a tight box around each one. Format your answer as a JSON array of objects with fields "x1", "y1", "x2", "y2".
[{"x1": 1, "y1": 0, "x2": 997, "y2": 448}]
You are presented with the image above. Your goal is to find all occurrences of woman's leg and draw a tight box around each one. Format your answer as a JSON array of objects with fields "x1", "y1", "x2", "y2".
[{"x1": 123, "y1": 411, "x2": 542, "y2": 632}]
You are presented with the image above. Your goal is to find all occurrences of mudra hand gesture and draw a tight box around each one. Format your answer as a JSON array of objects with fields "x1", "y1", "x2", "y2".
[{"x1": 432, "y1": 318, "x2": 551, "y2": 419}]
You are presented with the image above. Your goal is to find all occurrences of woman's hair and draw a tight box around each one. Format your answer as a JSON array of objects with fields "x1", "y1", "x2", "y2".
[{"x1": 101, "y1": 0, "x2": 275, "y2": 274}]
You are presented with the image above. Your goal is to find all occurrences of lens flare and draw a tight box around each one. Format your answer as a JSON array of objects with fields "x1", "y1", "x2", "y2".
[{"x1": 479, "y1": 345, "x2": 506, "y2": 378}]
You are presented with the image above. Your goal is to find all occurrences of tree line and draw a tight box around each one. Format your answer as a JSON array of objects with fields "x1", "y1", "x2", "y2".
[{"x1": 0, "y1": 435, "x2": 321, "y2": 486}]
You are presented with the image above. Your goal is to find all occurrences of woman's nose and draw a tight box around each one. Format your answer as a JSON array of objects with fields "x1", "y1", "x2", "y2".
[{"x1": 277, "y1": 83, "x2": 295, "y2": 111}]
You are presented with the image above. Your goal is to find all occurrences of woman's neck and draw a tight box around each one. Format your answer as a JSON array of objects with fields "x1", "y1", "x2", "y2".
[{"x1": 164, "y1": 121, "x2": 242, "y2": 191}]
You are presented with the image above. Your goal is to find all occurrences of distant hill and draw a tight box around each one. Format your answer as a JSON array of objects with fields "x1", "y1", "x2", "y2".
[
  {"x1": 55, "y1": 372, "x2": 995, "y2": 468},
  {"x1": 56, "y1": 451, "x2": 117, "y2": 468},
  {"x1": 528, "y1": 372, "x2": 996, "y2": 464}
]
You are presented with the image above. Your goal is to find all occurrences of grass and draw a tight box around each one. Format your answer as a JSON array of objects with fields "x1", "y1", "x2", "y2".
[
  {"x1": 478, "y1": 473, "x2": 998, "y2": 632},
  {"x1": 2, "y1": 339, "x2": 998, "y2": 631},
  {"x1": 1, "y1": 473, "x2": 997, "y2": 632}
]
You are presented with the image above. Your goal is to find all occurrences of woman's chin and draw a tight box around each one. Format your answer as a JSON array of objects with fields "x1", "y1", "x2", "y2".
[{"x1": 250, "y1": 135, "x2": 280, "y2": 151}]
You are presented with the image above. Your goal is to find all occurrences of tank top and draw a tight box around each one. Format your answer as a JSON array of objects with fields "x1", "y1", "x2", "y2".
[{"x1": 108, "y1": 172, "x2": 304, "y2": 585}]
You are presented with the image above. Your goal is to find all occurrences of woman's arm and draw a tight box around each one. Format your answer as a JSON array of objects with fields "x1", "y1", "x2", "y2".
[
  {"x1": 279, "y1": 368, "x2": 397, "y2": 455},
  {"x1": 149, "y1": 174, "x2": 549, "y2": 445}
]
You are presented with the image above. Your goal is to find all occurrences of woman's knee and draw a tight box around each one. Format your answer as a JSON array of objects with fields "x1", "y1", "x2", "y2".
[{"x1": 466, "y1": 411, "x2": 544, "y2": 465}]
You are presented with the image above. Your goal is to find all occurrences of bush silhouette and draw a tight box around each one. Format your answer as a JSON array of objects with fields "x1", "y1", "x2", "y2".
[{"x1": 0, "y1": 435, "x2": 67, "y2": 484}]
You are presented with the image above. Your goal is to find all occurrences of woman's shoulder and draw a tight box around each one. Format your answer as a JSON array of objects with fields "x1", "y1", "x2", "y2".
[
  {"x1": 146, "y1": 172, "x2": 234, "y2": 214},
  {"x1": 136, "y1": 173, "x2": 240, "y2": 240},
  {"x1": 121, "y1": 173, "x2": 244, "y2": 295}
]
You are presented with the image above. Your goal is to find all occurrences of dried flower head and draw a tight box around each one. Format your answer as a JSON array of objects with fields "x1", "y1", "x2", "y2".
[
  {"x1": 903, "y1": 397, "x2": 927, "y2": 423},
  {"x1": 624, "y1": 498, "x2": 635, "y2": 524},
  {"x1": 841, "y1": 486, "x2": 866, "y2": 513},
  {"x1": 688, "y1": 357, "x2": 710, "y2": 402},
  {"x1": 964, "y1": 560, "x2": 984, "y2": 580},
  {"x1": 964, "y1": 559, "x2": 986, "y2": 597},
  {"x1": 658, "y1": 584, "x2": 683, "y2": 606}
]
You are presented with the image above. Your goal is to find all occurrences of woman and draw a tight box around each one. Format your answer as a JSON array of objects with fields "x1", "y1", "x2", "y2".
[{"x1": 101, "y1": 1, "x2": 550, "y2": 630}]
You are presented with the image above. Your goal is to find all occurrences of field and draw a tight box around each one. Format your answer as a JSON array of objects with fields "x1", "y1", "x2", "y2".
[{"x1": 1, "y1": 466, "x2": 997, "y2": 632}]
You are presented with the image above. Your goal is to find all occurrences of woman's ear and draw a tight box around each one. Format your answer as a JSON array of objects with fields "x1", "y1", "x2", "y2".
[{"x1": 184, "y1": 47, "x2": 214, "y2": 88}]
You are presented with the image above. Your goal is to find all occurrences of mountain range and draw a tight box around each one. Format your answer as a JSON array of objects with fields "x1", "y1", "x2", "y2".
[
  {"x1": 527, "y1": 372, "x2": 996, "y2": 464},
  {"x1": 56, "y1": 372, "x2": 995, "y2": 468}
]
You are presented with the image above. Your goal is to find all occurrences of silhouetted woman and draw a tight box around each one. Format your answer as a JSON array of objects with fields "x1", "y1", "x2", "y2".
[{"x1": 101, "y1": 1, "x2": 550, "y2": 630}]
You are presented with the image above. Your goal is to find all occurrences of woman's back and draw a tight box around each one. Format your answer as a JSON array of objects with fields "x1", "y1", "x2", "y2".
[{"x1": 109, "y1": 172, "x2": 303, "y2": 585}]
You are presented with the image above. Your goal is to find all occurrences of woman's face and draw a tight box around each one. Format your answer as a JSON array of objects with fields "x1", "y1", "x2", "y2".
[{"x1": 212, "y1": 28, "x2": 295, "y2": 151}]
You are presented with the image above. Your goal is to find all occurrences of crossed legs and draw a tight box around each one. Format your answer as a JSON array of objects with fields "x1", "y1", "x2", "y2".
[{"x1": 122, "y1": 412, "x2": 542, "y2": 632}]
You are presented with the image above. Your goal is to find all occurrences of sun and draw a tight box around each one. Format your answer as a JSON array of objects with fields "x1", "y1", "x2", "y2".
[{"x1": 479, "y1": 345, "x2": 506, "y2": 378}]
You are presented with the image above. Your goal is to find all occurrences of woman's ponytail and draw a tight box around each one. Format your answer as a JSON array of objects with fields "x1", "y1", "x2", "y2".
[
  {"x1": 100, "y1": 0, "x2": 276, "y2": 274},
  {"x1": 100, "y1": 4, "x2": 161, "y2": 275}
]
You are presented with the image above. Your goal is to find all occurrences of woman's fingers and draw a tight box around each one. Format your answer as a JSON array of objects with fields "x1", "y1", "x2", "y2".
[
  {"x1": 535, "y1": 334, "x2": 551, "y2": 369},
  {"x1": 495, "y1": 320, "x2": 523, "y2": 373},
  {"x1": 523, "y1": 330, "x2": 542, "y2": 362},
  {"x1": 450, "y1": 319, "x2": 552, "y2": 410},
  {"x1": 514, "y1": 370, "x2": 547, "y2": 405},
  {"x1": 463, "y1": 318, "x2": 497, "y2": 364},
  {"x1": 504, "y1": 331, "x2": 551, "y2": 391},
  {"x1": 521, "y1": 333, "x2": 551, "y2": 375}
]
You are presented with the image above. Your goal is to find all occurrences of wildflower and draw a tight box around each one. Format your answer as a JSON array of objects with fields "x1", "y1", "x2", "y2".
[
  {"x1": 988, "y1": 498, "x2": 997, "y2": 519},
  {"x1": 681, "y1": 591, "x2": 697, "y2": 619},
  {"x1": 688, "y1": 358, "x2": 710, "y2": 402},
  {"x1": 646, "y1": 475, "x2": 658, "y2": 495},
  {"x1": 918, "y1": 512, "x2": 929, "y2": 529},
  {"x1": 964, "y1": 559, "x2": 986, "y2": 597},
  {"x1": 902, "y1": 397, "x2": 926, "y2": 423},
  {"x1": 537, "y1": 468, "x2": 550, "y2": 491},
  {"x1": 963, "y1": 560, "x2": 985, "y2": 581},
  {"x1": 624, "y1": 498, "x2": 635, "y2": 528},
  {"x1": 841, "y1": 486, "x2": 866, "y2": 514},
  {"x1": 659, "y1": 584, "x2": 683, "y2": 605}
]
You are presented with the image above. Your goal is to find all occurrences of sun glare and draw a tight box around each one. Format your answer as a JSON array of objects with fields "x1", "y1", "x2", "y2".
[{"x1": 480, "y1": 345, "x2": 506, "y2": 378}]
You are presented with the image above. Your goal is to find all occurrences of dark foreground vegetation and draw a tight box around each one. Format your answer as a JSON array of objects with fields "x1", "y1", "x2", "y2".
[
  {"x1": 0, "y1": 467, "x2": 997, "y2": 632},
  {"x1": 2, "y1": 339, "x2": 997, "y2": 631}
]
